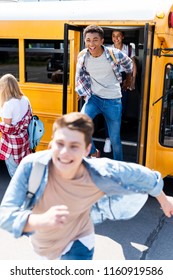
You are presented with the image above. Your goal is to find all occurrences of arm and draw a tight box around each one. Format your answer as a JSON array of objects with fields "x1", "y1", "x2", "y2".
[
  {"x1": 130, "y1": 57, "x2": 137, "y2": 90},
  {"x1": 122, "y1": 72, "x2": 132, "y2": 90},
  {"x1": 122, "y1": 57, "x2": 137, "y2": 91},
  {"x1": 2, "y1": 117, "x2": 12, "y2": 125},
  {"x1": 116, "y1": 50, "x2": 133, "y2": 90},
  {"x1": 75, "y1": 56, "x2": 92, "y2": 98},
  {"x1": 156, "y1": 191, "x2": 173, "y2": 218},
  {"x1": 75, "y1": 54, "x2": 87, "y2": 97},
  {"x1": 89, "y1": 158, "x2": 164, "y2": 197},
  {"x1": 1, "y1": 102, "x2": 13, "y2": 125},
  {"x1": 0, "y1": 161, "x2": 33, "y2": 237}
]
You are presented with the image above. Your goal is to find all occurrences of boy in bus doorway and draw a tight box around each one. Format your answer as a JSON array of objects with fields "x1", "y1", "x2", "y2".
[
  {"x1": 75, "y1": 25, "x2": 133, "y2": 160},
  {"x1": 1, "y1": 112, "x2": 173, "y2": 260}
]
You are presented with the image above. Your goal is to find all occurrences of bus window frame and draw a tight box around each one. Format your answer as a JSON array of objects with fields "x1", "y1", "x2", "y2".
[
  {"x1": 24, "y1": 39, "x2": 67, "y2": 85},
  {"x1": 0, "y1": 39, "x2": 19, "y2": 79}
]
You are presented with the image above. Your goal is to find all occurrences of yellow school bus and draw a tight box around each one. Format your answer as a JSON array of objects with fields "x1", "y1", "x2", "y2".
[{"x1": 0, "y1": 0, "x2": 173, "y2": 178}]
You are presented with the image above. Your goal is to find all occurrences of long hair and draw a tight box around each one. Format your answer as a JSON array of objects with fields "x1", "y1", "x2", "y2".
[{"x1": 0, "y1": 74, "x2": 23, "y2": 108}]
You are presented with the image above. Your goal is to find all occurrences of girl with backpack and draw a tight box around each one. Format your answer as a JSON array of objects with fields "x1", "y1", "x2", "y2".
[{"x1": 0, "y1": 73, "x2": 32, "y2": 177}]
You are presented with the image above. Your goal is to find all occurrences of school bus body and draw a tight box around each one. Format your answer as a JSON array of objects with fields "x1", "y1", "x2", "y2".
[{"x1": 0, "y1": 0, "x2": 173, "y2": 178}]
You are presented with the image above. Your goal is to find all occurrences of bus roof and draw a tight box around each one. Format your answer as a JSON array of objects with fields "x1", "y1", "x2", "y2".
[{"x1": 0, "y1": 0, "x2": 172, "y2": 21}]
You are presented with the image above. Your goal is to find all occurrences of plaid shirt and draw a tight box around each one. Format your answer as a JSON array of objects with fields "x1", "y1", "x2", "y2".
[
  {"x1": 0, "y1": 107, "x2": 32, "y2": 164},
  {"x1": 75, "y1": 46, "x2": 133, "y2": 98}
]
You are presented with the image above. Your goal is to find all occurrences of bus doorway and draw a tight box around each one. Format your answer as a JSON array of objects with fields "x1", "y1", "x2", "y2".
[{"x1": 86, "y1": 25, "x2": 154, "y2": 164}]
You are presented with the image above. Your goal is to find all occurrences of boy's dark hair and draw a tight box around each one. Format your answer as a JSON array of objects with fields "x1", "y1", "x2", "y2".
[
  {"x1": 83, "y1": 25, "x2": 104, "y2": 39},
  {"x1": 52, "y1": 112, "x2": 94, "y2": 146},
  {"x1": 112, "y1": 30, "x2": 125, "y2": 37}
]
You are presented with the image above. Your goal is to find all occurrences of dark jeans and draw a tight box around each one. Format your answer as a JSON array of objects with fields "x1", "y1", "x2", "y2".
[{"x1": 60, "y1": 240, "x2": 94, "y2": 260}]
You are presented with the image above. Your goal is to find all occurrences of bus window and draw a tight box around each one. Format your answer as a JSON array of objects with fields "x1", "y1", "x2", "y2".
[
  {"x1": 25, "y1": 39, "x2": 69, "y2": 84},
  {"x1": 160, "y1": 64, "x2": 173, "y2": 146},
  {"x1": 0, "y1": 39, "x2": 19, "y2": 79}
]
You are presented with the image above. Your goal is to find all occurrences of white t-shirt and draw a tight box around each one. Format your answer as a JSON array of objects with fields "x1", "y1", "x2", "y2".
[
  {"x1": 112, "y1": 43, "x2": 135, "y2": 73},
  {"x1": 85, "y1": 51, "x2": 121, "y2": 99},
  {"x1": 119, "y1": 44, "x2": 135, "y2": 58},
  {"x1": 0, "y1": 96, "x2": 31, "y2": 125}
]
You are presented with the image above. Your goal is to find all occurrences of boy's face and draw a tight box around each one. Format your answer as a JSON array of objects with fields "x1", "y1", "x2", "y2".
[
  {"x1": 51, "y1": 127, "x2": 91, "y2": 179},
  {"x1": 84, "y1": 32, "x2": 104, "y2": 56},
  {"x1": 112, "y1": 31, "x2": 124, "y2": 46}
]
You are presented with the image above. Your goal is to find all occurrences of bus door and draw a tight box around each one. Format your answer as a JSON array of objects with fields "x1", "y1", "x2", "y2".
[
  {"x1": 137, "y1": 23, "x2": 154, "y2": 165},
  {"x1": 63, "y1": 23, "x2": 83, "y2": 114}
]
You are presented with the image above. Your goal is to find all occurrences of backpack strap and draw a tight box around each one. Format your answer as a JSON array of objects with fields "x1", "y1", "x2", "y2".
[
  {"x1": 77, "y1": 48, "x2": 88, "y2": 59},
  {"x1": 128, "y1": 45, "x2": 132, "y2": 57},
  {"x1": 27, "y1": 162, "x2": 45, "y2": 198},
  {"x1": 107, "y1": 47, "x2": 118, "y2": 64}
]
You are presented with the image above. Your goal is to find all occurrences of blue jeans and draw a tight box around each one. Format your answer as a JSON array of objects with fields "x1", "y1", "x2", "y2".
[
  {"x1": 81, "y1": 95, "x2": 123, "y2": 160},
  {"x1": 5, "y1": 155, "x2": 18, "y2": 177},
  {"x1": 60, "y1": 240, "x2": 94, "y2": 260}
]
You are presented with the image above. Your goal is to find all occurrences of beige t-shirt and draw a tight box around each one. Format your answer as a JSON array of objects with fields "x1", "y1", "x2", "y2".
[{"x1": 31, "y1": 162, "x2": 104, "y2": 259}]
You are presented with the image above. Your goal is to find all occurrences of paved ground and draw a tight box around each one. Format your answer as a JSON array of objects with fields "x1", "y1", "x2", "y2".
[{"x1": 0, "y1": 228, "x2": 125, "y2": 260}]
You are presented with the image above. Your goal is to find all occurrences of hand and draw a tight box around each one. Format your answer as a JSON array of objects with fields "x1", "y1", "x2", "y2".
[
  {"x1": 24, "y1": 205, "x2": 69, "y2": 232},
  {"x1": 122, "y1": 73, "x2": 132, "y2": 90},
  {"x1": 40, "y1": 205, "x2": 69, "y2": 228},
  {"x1": 156, "y1": 191, "x2": 173, "y2": 218},
  {"x1": 130, "y1": 77, "x2": 136, "y2": 91},
  {"x1": 160, "y1": 196, "x2": 173, "y2": 218},
  {"x1": 77, "y1": 95, "x2": 87, "y2": 101}
]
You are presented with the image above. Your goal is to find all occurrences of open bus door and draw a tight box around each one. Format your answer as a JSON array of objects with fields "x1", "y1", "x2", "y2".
[
  {"x1": 63, "y1": 23, "x2": 83, "y2": 114},
  {"x1": 137, "y1": 23, "x2": 154, "y2": 166}
]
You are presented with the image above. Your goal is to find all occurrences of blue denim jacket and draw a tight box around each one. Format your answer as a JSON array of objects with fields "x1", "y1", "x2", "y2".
[{"x1": 0, "y1": 150, "x2": 163, "y2": 238}]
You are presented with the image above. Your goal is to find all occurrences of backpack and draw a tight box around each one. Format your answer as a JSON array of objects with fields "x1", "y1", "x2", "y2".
[{"x1": 28, "y1": 115, "x2": 45, "y2": 152}]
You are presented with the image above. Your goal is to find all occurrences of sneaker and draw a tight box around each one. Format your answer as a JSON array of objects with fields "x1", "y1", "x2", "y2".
[
  {"x1": 90, "y1": 149, "x2": 101, "y2": 158},
  {"x1": 103, "y1": 138, "x2": 112, "y2": 153}
]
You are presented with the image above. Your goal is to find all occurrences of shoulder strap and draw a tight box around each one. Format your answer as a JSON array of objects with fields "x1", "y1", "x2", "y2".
[
  {"x1": 78, "y1": 48, "x2": 87, "y2": 59},
  {"x1": 128, "y1": 45, "x2": 132, "y2": 57},
  {"x1": 107, "y1": 47, "x2": 118, "y2": 64},
  {"x1": 27, "y1": 162, "x2": 45, "y2": 198}
]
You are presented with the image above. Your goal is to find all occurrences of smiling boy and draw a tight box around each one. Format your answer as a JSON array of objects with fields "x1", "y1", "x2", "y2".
[
  {"x1": 75, "y1": 25, "x2": 133, "y2": 160},
  {"x1": 0, "y1": 112, "x2": 173, "y2": 260}
]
